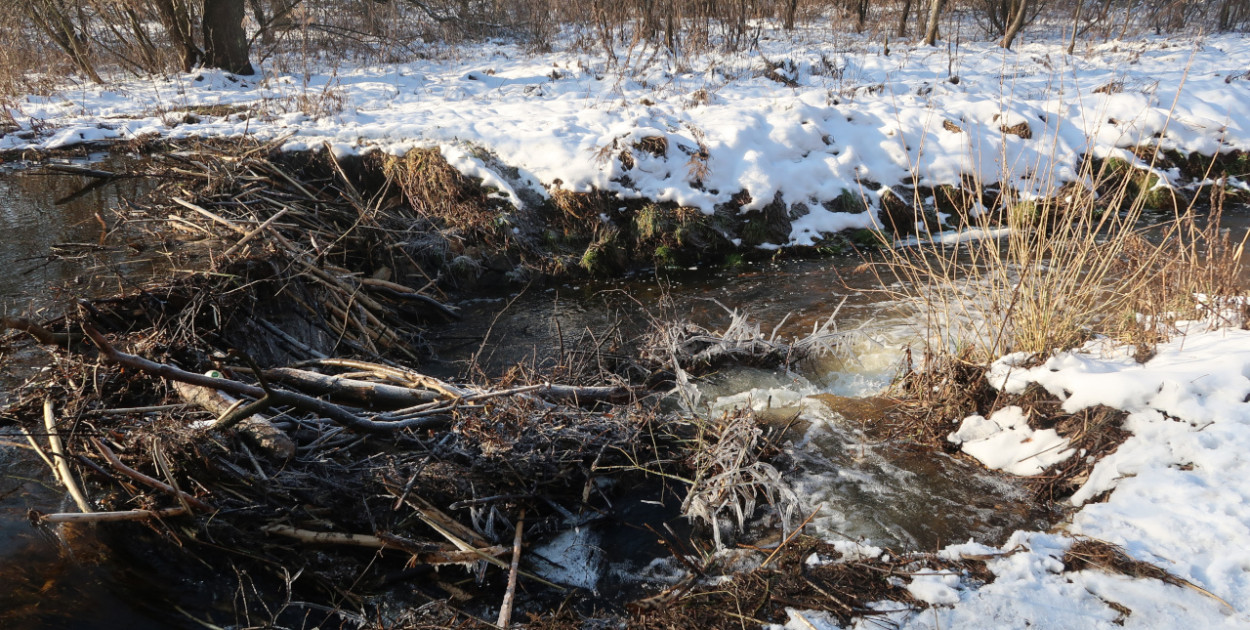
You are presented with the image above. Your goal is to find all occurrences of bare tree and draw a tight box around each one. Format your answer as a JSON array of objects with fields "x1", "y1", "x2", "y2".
[
  {"x1": 783, "y1": 0, "x2": 799, "y2": 30},
  {"x1": 999, "y1": 0, "x2": 1029, "y2": 48},
  {"x1": 151, "y1": 0, "x2": 202, "y2": 72},
  {"x1": 18, "y1": 0, "x2": 104, "y2": 83},
  {"x1": 202, "y1": 0, "x2": 254, "y2": 74},
  {"x1": 924, "y1": 0, "x2": 946, "y2": 45}
]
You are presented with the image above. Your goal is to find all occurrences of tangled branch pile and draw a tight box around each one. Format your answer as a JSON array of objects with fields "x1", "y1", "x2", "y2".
[{"x1": 0, "y1": 142, "x2": 833, "y2": 628}]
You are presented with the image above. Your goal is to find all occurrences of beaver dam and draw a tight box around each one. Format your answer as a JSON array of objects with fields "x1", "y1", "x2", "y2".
[{"x1": 1, "y1": 142, "x2": 1244, "y2": 629}]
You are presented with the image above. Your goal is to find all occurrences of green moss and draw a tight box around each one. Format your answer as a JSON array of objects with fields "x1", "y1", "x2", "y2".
[
  {"x1": 739, "y1": 211, "x2": 770, "y2": 247},
  {"x1": 724, "y1": 253, "x2": 746, "y2": 268},
  {"x1": 1102, "y1": 158, "x2": 1175, "y2": 210},
  {"x1": 932, "y1": 184, "x2": 968, "y2": 219},
  {"x1": 1102, "y1": 157, "x2": 1132, "y2": 176},
  {"x1": 1008, "y1": 200, "x2": 1041, "y2": 226},
  {"x1": 579, "y1": 228, "x2": 626, "y2": 275},
  {"x1": 838, "y1": 188, "x2": 867, "y2": 213},
  {"x1": 634, "y1": 204, "x2": 673, "y2": 241},
  {"x1": 654, "y1": 245, "x2": 676, "y2": 267},
  {"x1": 849, "y1": 228, "x2": 884, "y2": 248}
]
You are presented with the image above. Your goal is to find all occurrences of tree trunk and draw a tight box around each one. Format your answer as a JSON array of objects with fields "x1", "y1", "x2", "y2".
[
  {"x1": 999, "y1": 0, "x2": 1028, "y2": 49},
  {"x1": 923, "y1": 0, "x2": 945, "y2": 46},
  {"x1": 152, "y1": 0, "x2": 202, "y2": 72},
  {"x1": 202, "y1": 0, "x2": 254, "y2": 75},
  {"x1": 1067, "y1": 0, "x2": 1082, "y2": 54},
  {"x1": 898, "y1": 0, "x2": 913, "y2": 38},
  {"x1": 783, "y1": 0, "x2": 798, "y2": 30}
]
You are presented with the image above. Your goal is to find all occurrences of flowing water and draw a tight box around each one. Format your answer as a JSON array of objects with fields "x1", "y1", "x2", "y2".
[
  {"x1": 424, "y1": 261, "x2": 1048, "y2": 557},
  {"x1": 3, "y1": 158, "x2": 1247, "y2": 624}
]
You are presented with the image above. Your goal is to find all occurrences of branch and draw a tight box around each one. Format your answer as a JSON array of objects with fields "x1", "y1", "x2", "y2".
[{"x1": 83, "y1": 325, "x2": 448, "y2": 434}]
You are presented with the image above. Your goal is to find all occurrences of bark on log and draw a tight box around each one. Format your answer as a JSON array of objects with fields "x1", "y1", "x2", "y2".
[
  {"x1": 260, "y1": 367, "x2": 440, "y2": 408},
  {"x1": 84, "y1": 325, "x2": 449, "y2": 434},
  {"x1": 172, "y1": 381, "x2": 296, "y2": 460}
]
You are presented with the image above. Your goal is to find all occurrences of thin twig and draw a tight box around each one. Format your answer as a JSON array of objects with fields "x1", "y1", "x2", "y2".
[{"x1": 497, "y1": 509, "x2": 526, "y2": 628}]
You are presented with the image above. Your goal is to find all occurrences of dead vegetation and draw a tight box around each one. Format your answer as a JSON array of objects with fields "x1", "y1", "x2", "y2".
[{"x1": 0, "y1": 142, "x2": 935, "y2": 629}]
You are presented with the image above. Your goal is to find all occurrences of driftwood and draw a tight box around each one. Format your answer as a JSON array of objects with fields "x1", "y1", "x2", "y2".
[
  {"x1": 43, "y1": 399, "x2": 93, "y2": 513},
  {"x1": 257, "y1": 367, "x2": 440, "y2": 408},
  {"x1": 261, "y1": 524, "x2": 510, "y2": 566},
  {"x1": 34, "y1": 507, "x2": 189, "y2": 524},
  {"x1": 84, "y1": 325, "x2": 450, "y2": 434},
  {"x1": 171, "y1": 381, "x2": 296, "y2": 459},
  {"x1": 498, "y1": 509, "x2": 525, "y2": 628}
]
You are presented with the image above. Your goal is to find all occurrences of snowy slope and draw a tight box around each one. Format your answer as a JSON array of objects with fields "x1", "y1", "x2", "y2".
[{"x1": 4, "y1": 29, "x2": 1249, "y2": 245}]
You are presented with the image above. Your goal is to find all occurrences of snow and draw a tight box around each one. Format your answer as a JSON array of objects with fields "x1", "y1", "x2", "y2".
[
  {"x1": 948, "y1": 406, "x2": 1074, "y2": 476},
  {"x1": 782, "y1": 319, "x2": 1250, "y2": 628},
  {"x1": 530, "y1": 525, "x2": 603, "y2": 591},
  {"x1": 4, "y1": 29, "x2": 1249, "y2": 245},
  {"x1": 906, "y1": 570, "x2": 962, "y2": 605}
]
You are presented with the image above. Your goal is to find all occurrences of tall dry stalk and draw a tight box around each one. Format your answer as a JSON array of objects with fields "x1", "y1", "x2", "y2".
[{"x1": 875, "y1": 144, "x2": 1244, "y2": 365}]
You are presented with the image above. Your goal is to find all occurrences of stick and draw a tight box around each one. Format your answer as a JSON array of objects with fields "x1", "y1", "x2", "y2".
[
  {"x1": 43, "y1": 399, "x2": 93, "y2": 513},
  {"x1": 2, "y1": 317, "x2": 78, "y2": 346},
  {"x1": 82, "y1": 404, "x2": 190, "y2": 416},
  {"x1": 19, "y1": 427, "x2": 57, "y2": 471},
  {"x1": 256, "y1": 367, "x2": 440, "y2": 407},
  {"x1": 221, "y1": 207, "x2": 290, "y2": 258},
  {"x1": 172, "y1": 197, "x2": 247, "y2": 234},
  {"x1": 83, "y1": 325, "x2": 447, "y2": 434},
  {"x1": 759, "y1": 504, "x2": 823, "y2": 569},
  {"x1": 497, "y1": 510, "x2": 525, "y2": 628},
  {"x1": 302, "y1": 358, "x2": 473, "y2": 398},
  {"x1": 262, "y1": 525, "x2": 510, "y2": 565},
  {"x1": 91, "y1": 438, "x2": 214, "y2": 512},
  {"x1": 35, "y1": 507, "x2": 188, "y2": 523}
]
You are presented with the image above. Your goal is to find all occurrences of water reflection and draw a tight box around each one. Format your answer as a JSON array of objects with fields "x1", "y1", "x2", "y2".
[{"x1": 0, "y1": 157, "x2": 165, "y2": 314}]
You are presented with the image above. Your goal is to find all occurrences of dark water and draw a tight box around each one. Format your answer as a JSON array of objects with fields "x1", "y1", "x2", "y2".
[
  {"x1": 0, "y1": 435, "x2": 186, "y2": 630},
  {"x1": 0, "y1": 157, "x2": 168, "y2": 312},
  {"x1": 0, "y1": 161, "x2": 185, "y2": 629}
]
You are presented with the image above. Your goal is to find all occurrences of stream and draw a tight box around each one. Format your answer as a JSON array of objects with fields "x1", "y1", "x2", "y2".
[
  {"x1": 0, "y1": 159, "x2": 187, "y2": 628},
  {"x1": 2, "y1": 159, "x2": 1246, "y2": 625}
]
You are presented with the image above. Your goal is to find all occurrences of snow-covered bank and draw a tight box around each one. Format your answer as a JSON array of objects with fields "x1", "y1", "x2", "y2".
[
  {"x1": 4, "y1": 29, "x2": 1249, "y2": 246},
  {"x1": 780, "y1": 321, "x2": 1250, "y2": 629}
]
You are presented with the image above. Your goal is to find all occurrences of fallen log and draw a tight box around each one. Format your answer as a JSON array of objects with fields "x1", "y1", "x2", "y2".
[
  {"x1": 258, "y1": 367, "x2": 440, "y2": 408},
  {"x1": 171, "y1": 381, "x2": 296, "y2": 460},
  {"x1": 84, "y1": 325, "x2": 450, "y2": 434}
]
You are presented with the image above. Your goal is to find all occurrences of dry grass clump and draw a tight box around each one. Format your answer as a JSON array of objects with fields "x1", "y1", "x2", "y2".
[
  {"x1": 681, "y1": 409, "x2": 800, "y2": 549},
  {"x1": 1062, "y1": 536, "x2": 1232, "y2": 615},
  {"x1": 641, "y1": 304, "x2": 853, "y2": 376},
  {"x1": 383, "y1": 147, "x2": 511, "y2": 232},
  {"x1": 630, "y1": 535, "x2": 994, "y2": 629},
  {"x1": 877, "y1": 148, "x2": 1247, "y2": 364}
]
